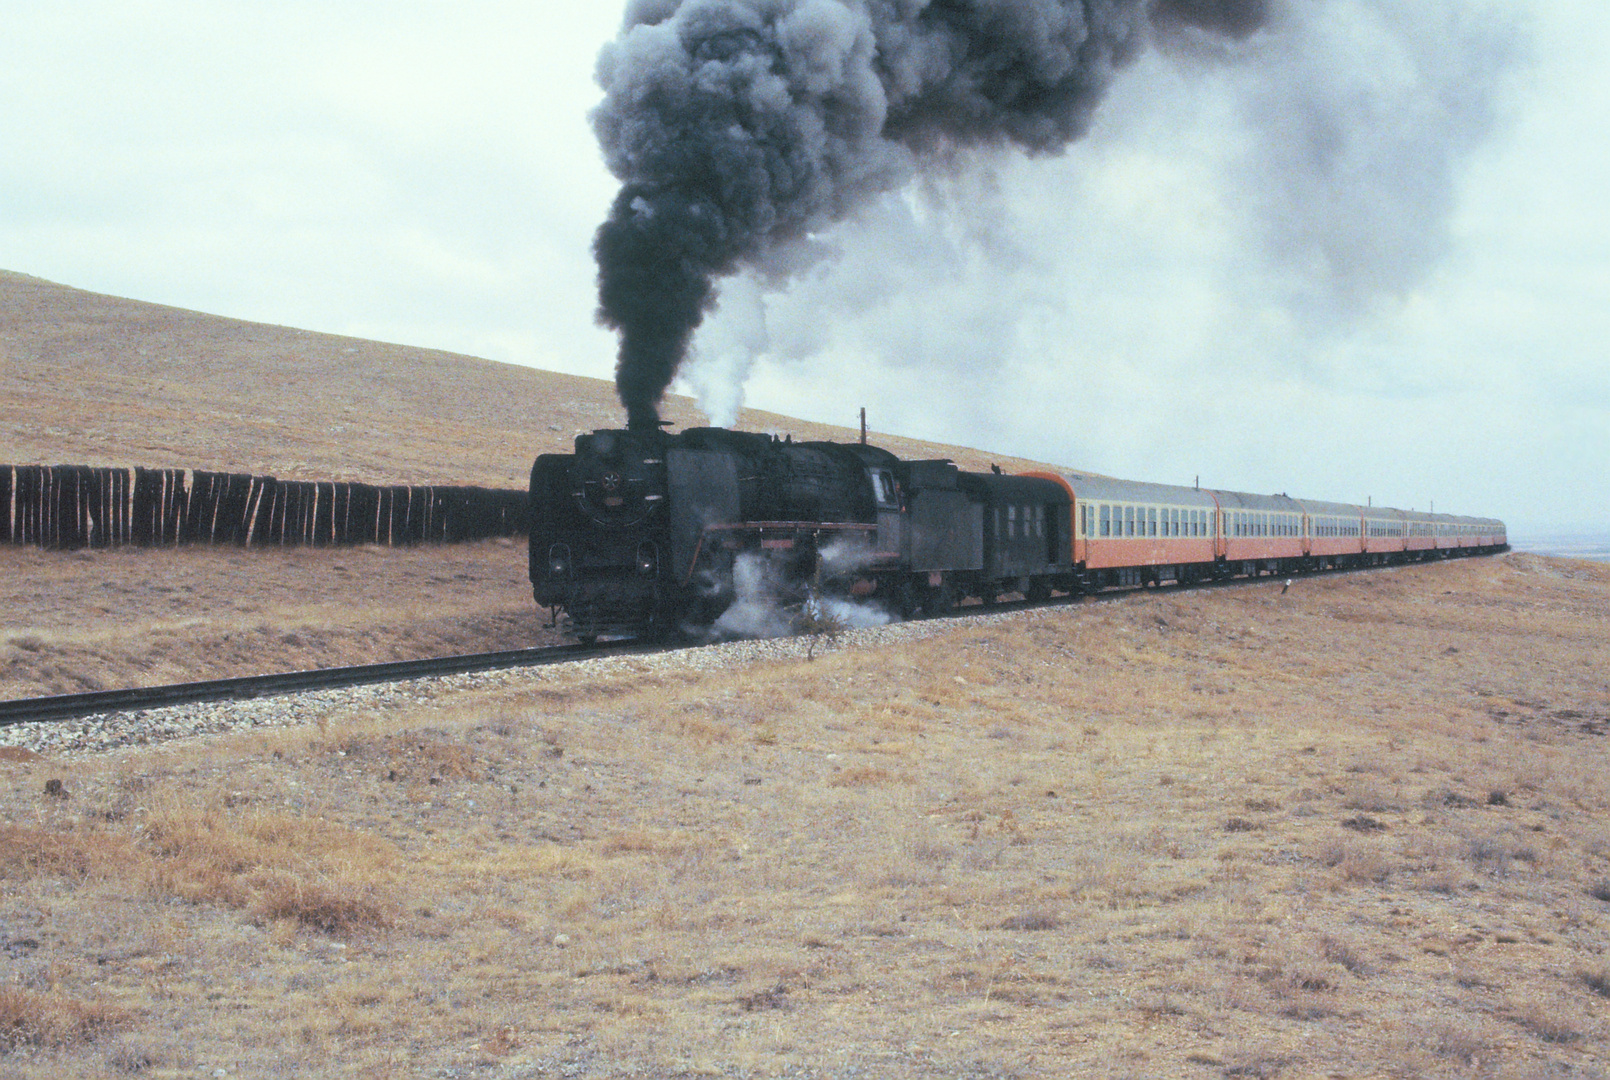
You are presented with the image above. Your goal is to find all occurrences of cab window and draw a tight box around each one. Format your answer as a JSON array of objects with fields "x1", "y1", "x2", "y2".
[{"x1": 870, "y1": 469, "x2": 898, "y2": 508}]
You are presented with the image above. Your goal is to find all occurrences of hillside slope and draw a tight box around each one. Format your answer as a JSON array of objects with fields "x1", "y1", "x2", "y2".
[{"x1": 0, "y1": 270, "x2": 1060, "y2": 487}]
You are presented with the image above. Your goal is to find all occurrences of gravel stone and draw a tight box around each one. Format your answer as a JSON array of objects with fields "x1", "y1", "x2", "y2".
[{"x1": 0, "y1": 607, "x2": 1042, "y2": 759}]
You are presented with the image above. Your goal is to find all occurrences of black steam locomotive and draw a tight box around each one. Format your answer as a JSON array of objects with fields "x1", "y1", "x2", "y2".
[
  {"x1": 528, "y1": 426, "x2": 1069, "y2": 639},
  {"x1": 529, "y1": 426, "x2": 1508, "y2": 640}
]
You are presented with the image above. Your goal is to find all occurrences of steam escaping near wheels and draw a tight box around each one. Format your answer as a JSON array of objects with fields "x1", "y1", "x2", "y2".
[{"x1": 703, "y1": 551, "x2": 894, "y2": 643}]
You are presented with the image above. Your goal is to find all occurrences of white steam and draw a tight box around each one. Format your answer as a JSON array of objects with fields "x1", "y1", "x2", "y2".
[{"x1": 705, "y1": 550, "x2": 895, "y2": 641}]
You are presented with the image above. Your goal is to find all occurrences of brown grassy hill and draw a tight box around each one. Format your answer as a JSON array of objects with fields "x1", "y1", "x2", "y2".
[{"x1": 0, "y1": 270, "x2": 1058, "y2": 486}]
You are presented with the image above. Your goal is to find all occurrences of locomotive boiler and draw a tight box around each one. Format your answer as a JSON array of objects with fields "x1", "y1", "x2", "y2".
[{"x1": 528, "y1": 426, "x2": 1071, "y2": 639}]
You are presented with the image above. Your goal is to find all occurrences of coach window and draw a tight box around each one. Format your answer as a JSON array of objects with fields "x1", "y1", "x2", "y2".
[
  {"x1": 1007, "y1": 504, "x2": 1016, "y2": 540},
  {"x1": 1125, "y1": 506, "x2": 1135, "y2": 537},
  {"x1": 1099, "y1": 504, "x2": 1110, "y2": 537},
  {"x1": 1036, "y1": 505, "x2": 1045, "y2": 538}
]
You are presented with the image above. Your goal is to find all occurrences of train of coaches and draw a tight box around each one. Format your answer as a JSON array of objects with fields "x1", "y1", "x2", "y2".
[{"x1": 528, "y1": 426, "x2": 1507, "y2": 640}]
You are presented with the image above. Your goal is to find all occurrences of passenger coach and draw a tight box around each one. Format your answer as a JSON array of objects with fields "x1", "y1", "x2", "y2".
[{"x1": 1022, "y1": 470, "x2": 1507, "y2": 595}]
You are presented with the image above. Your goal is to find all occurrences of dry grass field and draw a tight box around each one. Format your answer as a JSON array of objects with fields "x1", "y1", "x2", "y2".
[
  {"x1": 3, "y1": 553, "x2": 1609, "y2": 1078},
  {"x1": 4, "y1": 270, "x2": 1609, "y2": 1077}
]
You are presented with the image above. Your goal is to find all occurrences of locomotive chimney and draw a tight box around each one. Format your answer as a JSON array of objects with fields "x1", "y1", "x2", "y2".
[{"x1": 860, "y1": 407, "x2": 866, "y2": 446}]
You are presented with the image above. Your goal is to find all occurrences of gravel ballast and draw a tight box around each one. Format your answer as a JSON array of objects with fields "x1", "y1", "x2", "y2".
[{"x1": 0, "y1": 608, "x2": 1033, "y2": 758}]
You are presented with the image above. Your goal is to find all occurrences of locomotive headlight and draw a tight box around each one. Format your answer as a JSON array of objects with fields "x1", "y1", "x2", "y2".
[
  {"x1": 636, "y1": 542, "x2": 659, "y2": 576},
  {"x1": 547, "y1": 544, "x2": 572, "y2": 579}
]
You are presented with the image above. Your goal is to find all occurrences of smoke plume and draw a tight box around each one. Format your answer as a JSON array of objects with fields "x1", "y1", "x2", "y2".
[{"x1": 592, "y1": 0, "x2": 1270, "y2": 427}]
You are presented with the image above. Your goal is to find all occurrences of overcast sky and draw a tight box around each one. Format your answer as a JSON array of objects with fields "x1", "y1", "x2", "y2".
[{"x1": 3, "y1": 2, "x2": 1605, "y2": 536}]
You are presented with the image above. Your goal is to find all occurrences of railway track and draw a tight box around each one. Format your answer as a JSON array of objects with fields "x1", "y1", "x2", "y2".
[
  {"x1": 2, "y1": 552, "x2": 1497, "y2": 732},
  {"x1": 0, "y1": 640, "x2": 652, "y2": 728}
]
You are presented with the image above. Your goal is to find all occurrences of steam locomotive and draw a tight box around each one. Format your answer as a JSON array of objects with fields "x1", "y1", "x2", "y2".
[{"x1": 528, "y1": 426, "x2": 1507, "y2": 640}]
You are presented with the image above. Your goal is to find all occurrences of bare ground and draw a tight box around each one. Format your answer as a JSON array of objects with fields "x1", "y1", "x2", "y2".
[
  {"x1": 3, "y1": 553, "x2": 1609, "y2": 1079},
  {"x1": 0, "y1": 540, "x2": 553, "y2": 700}
]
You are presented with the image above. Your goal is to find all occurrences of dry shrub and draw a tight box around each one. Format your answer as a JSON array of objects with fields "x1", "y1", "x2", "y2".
[
  {"x1": 828, "y1": 766, "x2": 899, "y2": 788},
  {"x1": 998, "y1": 909, "x2": 1061, "y2": 932},
  {"x1": 676, "y1": 716, "x2": 734, "y2": 744},
  {"x1": 1319, "y1": 838, "x2": 1393, "y2": 884},
  {"x1": 381, "y1": 736, "x2": 481, "y2": 782},
  {"x1": 599, "y1": 829, "x2": 691, "y2": 857},
  {"x1": 465, "y1": 844, "x2": 600, "y2": 882},
  {"x1": 248, "y1": 870, "x2": 396, "y2": 934},
  {"x1": 140, "y1": 800, "x2": 398, "y2": 933},
  {"x1": 0, "y1": 823, "x2": 133, "y2": 881},
  {"x1": 1510, "y1": 998, "x2": 1582, "y2": 1044},
  {"x1": 0, "y1": 986, "x2": 129, "y2": 1052},
  {"x1": 1580, "y1": 967, "x2": 1610, "y2": 999}
]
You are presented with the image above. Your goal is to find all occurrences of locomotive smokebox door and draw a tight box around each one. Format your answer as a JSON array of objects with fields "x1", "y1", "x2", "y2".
[{"x1": 668, "y1": 449, "x2": 741, "y2": 584}]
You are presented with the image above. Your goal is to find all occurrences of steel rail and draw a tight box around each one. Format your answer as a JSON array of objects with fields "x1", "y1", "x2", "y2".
[
  {"x1": 3, "y1": 547, "x2": 1506, "y2": 730},
  {"x1": 0, "y1": 640, "x2": 649, "y2": 728}
]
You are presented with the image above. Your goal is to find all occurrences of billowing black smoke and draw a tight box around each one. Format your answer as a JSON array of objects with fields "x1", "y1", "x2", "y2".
[{"x1": 592, "y1": 0, "x2": 1271, "y2": 429}]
